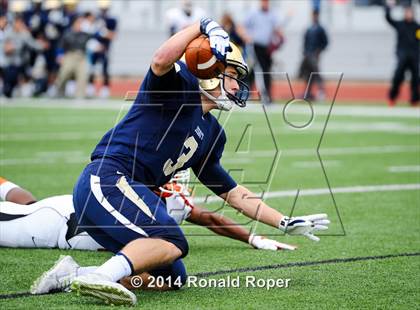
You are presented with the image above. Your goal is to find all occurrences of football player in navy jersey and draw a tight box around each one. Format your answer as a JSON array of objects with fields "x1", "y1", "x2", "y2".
[
  {"x1": 87, "y1": 0, "x2": 117, "y2": 98},
  {"x1": 33, "y1": 18, "x2": 329, "y2": 306}
]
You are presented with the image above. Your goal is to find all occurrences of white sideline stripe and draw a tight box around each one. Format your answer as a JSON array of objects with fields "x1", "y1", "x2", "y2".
[
  {"x1": 287, "y1": 122, "x2": 420, "y2": 134},
  {"x1": 292, "y1": 160, "x2": 341, "y2": 168},
  {"x1": 0, "y1": 131, "x2": 104, "y2": 141},
  {"x1": 90, "y1": 175, "x2": 148, "y2": 237},
  {"x1": 0, "y1": 145, "x2": 418, "y2": 166},
  {"x1": 388, "y1": 165, "x2": 420, "y2": 173},
  {"x1": 242, "y1": 104, "x2": 420, "y2": 119},
  {"x1": 2, "y1": 101, "x2": 419, "y2": 118},
  {"x1": 1, "y1": 121, "x2": 418, "y2": 141},
  {"x1": 224, "y1": 145, "x2": 420, "y2": 157},
  {"x1": 194, "y1": 183, "x2": 420, "y2": 204}
]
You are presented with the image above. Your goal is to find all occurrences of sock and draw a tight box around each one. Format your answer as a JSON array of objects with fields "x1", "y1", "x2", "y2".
[
  {"x1": 0, "y1": 178, "x2": 20, "y2": 201},
  {"x1": 77, "y1": 266, "x2": 98, "y2": 276},
  {"x1": 94, "y1": 252, "x2": 134, "y2": 282}
]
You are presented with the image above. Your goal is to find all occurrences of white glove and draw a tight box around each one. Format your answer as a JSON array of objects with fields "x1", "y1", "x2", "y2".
[
  {"x1": 279, "y1": 214, "x2": 330, "y2": 242},
  {"x1": 165, "y1": 194, "x2": 193, "y2": 225},
  {"x1": 249, "y1": 234, "x2": 297, "y2": 251},
  {"x1": 200, "y1": 18, "x2": 232, "y2": 63}
]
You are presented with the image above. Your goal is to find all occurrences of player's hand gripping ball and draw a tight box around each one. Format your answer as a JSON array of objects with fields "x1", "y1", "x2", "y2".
[{"x1": 185, "y1": 36, "x2": 226, "y2": 79}]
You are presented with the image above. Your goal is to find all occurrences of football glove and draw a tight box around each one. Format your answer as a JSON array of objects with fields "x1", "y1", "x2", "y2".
[
  {"x1": 165, "y1": 193, "x2": 193, "y2": 225},
  {"x1": 248, "y1": 234, "x2": 297, "y2": 251},
  {"x1": 278, "y1": 214, "x2": 330, "y2": 242},
  {"x1": 200, "y1": 18, "x2": 232, "y2": 63}
]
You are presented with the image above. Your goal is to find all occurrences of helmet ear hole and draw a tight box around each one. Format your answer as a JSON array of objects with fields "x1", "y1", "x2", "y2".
[{"x1": 199, "y1": 77, "x2": 221, "y2": 91}]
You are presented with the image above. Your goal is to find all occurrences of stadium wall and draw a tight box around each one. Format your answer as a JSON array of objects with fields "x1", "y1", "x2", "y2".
[{"x1": 91, "y1": 0, "x2": 418, "y2": 81}]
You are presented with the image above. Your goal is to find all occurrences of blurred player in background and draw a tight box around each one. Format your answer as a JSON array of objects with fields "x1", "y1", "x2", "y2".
[
  {"x1": 54, "y1": 15, "x2": 92, "y2": 98},
  {"x1": 298, "y1": 9, "x2": 329, "y2": 101},
  {"x1": 42, "y1": 0, "x2": 66, "y2": 97},
  {"x1": 220, "y1": 13, "x2": 251, "y2": 56},
  {"x1": 0, "y1": 12, "x2": 8, "y2": 93},
  {"x1": 165, "y1": 0, "x2": 205, "y2": 37},
  {"x1": 244, "y1": 0, "x2": 284, "y2": 105},
  {"x1": 87, "y1": 0, "x2": 118, "y2": 98},
  {"x1": 2, "y1": 10, "x2": 47, "y2": 98},
  {"x1": 385, "y1": 0, "x2": 419, "y2": 107}
]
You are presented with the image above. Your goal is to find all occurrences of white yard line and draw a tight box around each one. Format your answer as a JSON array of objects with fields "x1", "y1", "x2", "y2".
[
  {"x1": 224, "y1": 145, "x2": 420, "y2": 157},
  {"x1": 243, "y1": 104, "x2": 420, "y2": 119},
  {"x1": 2, "y1": 101, "x2": 420, "y2": 118},
  {"x1": 292, "y1": 160, "x2": 341, "y2": 168},
  {"x1": 388, "y1": 165, "x2": 420, "y2": 173},
  {"x1": 194, "y1": 183, "x2": 420, "y2": 204},
  {"x1": 1, "y1": 121, "x2": 418, "y2": 141},
  {"x1": 1, "y1": 145, "x2": 418, "y2": 166},
  {"x1": 287, "y1": 122, "x2": 420, "y2": 134},
  {"x1": 0, "y1": 131, "x2": 104, "y2": 141}
]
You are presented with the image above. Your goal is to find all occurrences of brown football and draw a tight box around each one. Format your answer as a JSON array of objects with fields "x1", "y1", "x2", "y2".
[{"x1": 185, "y1": 36, "x2": 226, "y2": 79}]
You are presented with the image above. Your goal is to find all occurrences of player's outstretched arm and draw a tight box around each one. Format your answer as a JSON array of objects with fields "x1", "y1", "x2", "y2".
[
  {"x1": 220, "y1": 185, "x2": 330, "y2": 242},
  {"x1": 186, "y1": 205, "x2": 295, "y2": 250}
]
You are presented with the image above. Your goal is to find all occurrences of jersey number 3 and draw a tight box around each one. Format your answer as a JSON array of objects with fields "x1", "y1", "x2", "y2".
[{"x1": 163, "y1": 136, "x2": 198, "y2": 176}]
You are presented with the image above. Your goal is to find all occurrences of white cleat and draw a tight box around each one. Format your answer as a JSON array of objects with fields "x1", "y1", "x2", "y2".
[
  {"x1": 30, "y1": 255, "x2": 79, "y2": 294},
  {"x1": 71, "y1": 273, "x2": 137, "y2": 306}
]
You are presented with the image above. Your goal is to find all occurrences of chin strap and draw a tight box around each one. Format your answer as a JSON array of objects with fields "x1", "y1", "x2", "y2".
[{"x1": 199, "y1": 79, "x2": 234, "y2": 111}]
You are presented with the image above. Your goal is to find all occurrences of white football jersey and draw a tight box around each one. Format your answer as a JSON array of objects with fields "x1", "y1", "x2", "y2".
[
  {"x1": 0, "y1": 193, "x2": 192, "y2": 250},
  {"x1": 165, "y1": 7, "x2": 206, "y2": 34},
  {"x1": 0, "y1": 195, "x2": 102, "y2": 250}
]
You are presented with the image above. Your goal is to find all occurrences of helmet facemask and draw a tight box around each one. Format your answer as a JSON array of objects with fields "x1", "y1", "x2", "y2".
[
  {"x1": 198, "y1": 42, "x2": 249, "y2": 111},
  {"x1": 220, "y1": 72, "x2": 249, "y2": 108}
]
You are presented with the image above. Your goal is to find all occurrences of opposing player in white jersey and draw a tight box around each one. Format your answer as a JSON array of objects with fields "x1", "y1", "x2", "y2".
[{"x1": 0, "y1": 173, "x2": 296, "y2": 252}]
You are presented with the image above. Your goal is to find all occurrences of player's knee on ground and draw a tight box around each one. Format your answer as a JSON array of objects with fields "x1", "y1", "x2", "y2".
[{"x1": 166, "y1": 231, "x2": 189, "y2": 259}]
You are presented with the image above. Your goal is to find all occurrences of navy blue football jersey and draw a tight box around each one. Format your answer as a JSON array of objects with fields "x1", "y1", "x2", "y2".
[
  {"x1": 95, "y1": 15, "x2": 117, "y2": 50},
  {"x1": 91, "y1": 61, "x2": 236, "y2": 195}
]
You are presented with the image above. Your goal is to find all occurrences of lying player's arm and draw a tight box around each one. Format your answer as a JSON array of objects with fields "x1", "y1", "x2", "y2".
[
  {"x1": 220, "y1": 185, "x2": 330, "y2": 242},
  {"x1": 151, "y1": 21, "x2": 201, "y2": 76},
  {"x1": 186, "y1": 205, "x2": 295, "y2": 250},
  {"x1": 186, "y1": 205, "x2": 250, "y2": 243},
  {"x1": 0, "y1": 177, "x2": 36, "y2": 204}
]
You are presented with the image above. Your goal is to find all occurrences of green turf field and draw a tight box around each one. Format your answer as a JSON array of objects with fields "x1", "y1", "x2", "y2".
[{"x1": 0, "y1": 100, "x2": 419, "y2": 309}]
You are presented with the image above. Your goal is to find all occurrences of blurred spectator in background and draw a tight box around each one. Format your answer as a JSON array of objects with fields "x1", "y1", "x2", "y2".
[
  {"x1": 244, "y1": 0, "x2": 284, "y2": 105},
  {"x1": 23, "y1": 0, "x2": 49, "y2": 96},
  {"x1": 385, "y1": 0, "x2": 419, "y2": 106},
  {"x1": 298, "y1": 9, "x2": 328, "y2": 101},
  {"x1": 62, "y1": 0, "x2": 79, "y2": 29},
  {"x1": 165, "y1": 0, "x2": 205, "y2": 37},
  {"x1": 220, "y1": 13, "x2": 251, "y2": 54},
  {"x1": 87, "y1": 0, "x2": 117, "y2": 98},
  {"x1": 0, "y1": 0, "x2": 7, "y2": 16},
  {"x1": 2, "y1": 13, "x2": 47, "y2": 98},
  {"x1": 220, "y1": 13, "x2": 252, "y2": 96},
  {"x1": 0, "y1": 13, "x2": 8, "y2": 93},
  {"x1": 43, "y1": 0, "x2": 67, "y2": 97},
  {"x1": 23, "y1": 0, "x2": 47, "y2": 40},
  {"x1": 54, "y1": 16, "x2": 91, "y2": 98}
]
